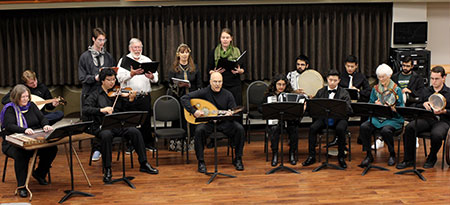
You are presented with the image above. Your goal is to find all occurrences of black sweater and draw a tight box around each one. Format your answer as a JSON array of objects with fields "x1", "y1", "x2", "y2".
[
  {"x1": 3, "y1": 103, "x2": 49, "y2": 136},
  {"x1": 180, "y1": 85, "x2": 236, "y2": 114}
]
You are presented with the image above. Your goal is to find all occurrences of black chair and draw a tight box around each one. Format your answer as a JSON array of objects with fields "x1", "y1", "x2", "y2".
[
  {"x1": 318, "y1": 129, "x2": 352, "y2": 162},
  {"x1": 245, "y1": 81, "x2": 269, "y2": 144},
  {"x1": 372, "y1": 127, "x2": 403, "y2": 164},
  {"x1": 417, "y1": 132, "x2": 447, "y2": 169},
  {"x1": 152, "y1": 95, "x2": 186, "y2": 166},
  {"x1": 88, "y1": 136, "x2": 134, "y2": 168}
]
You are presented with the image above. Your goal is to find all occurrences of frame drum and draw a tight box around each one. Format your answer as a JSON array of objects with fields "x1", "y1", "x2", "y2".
[
  {"x1": 381, "y1": 89, "x2": 398, "y2": 106},
  {"x1": 297, "y1": 70, "x2": 324, "y2": 97},
  {"x1": 428, "y1": 93, "x2": 446, "y2": 111}
]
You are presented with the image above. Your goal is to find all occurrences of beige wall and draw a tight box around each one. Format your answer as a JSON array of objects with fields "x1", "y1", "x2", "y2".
[{"x1": 427, "y1": 2, "x2": 450, "y2": 65}]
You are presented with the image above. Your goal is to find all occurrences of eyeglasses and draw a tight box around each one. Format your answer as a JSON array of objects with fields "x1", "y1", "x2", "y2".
[{"x1": 97, "y1": 38, "x2": 107, "y2": 43}]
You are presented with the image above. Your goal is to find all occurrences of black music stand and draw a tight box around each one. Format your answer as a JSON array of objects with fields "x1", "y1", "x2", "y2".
[
  {"x1": 308, "y1": 99, "x2": 347, "y2": 172},
  {"x1": 394, "y1": 107, "x2": 436, "y2": 181},
  {"x1": 351, "y1": 103, "x2": 393, "y2": 175},
  {"x1": 196, "y1": 115, "x2": 241, "y2": 184},
  {"x1": 54, "y1": 121, "x2": 94, "y2": 203},
  {"x1": 262, "y1": 102, "x2": 304, "y2": 174},
  {"x1": 101, "y1": 111, "x2": 148, "y2": 189}
]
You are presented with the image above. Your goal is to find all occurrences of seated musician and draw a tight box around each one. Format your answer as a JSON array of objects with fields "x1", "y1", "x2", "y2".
[
  {"x1": 264, "y1": 74, "x2": 299, "y2": 166},
  {"x1": 391, "y1": 56, "x2": 424, "y2": 107},
  {"x1": 287, "y1": 54, "x2": 310, "y2": 94},
  {"x1": 302, "y1": 69, "x2": 352, "y2": 169},
  {"x1": 338, "y1": 55, "x2": 371, "y2": 102},
  {"x1": 0, "y1": 84, "x2": 56, "y2": 198},
  {"x1": 180, "y1": 72, "x2": 245, "y2": 173},
  {"x1": 359, "y1": 64, "x2": 404, "y2": 167},
  {"x1": 82, "y1": 68, "x2": 158, "y2": 183},
  {"x1": 2, "y1": 70, "x2": 64, "y2": 125},
  {"x1": 397, "y1": 66, "x2": 450, "y2": 169}
]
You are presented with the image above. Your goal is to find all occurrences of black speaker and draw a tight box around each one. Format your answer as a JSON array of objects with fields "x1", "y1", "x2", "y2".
[{"x1": 390, "y1": 48, "x2": 431, "y2": 86}]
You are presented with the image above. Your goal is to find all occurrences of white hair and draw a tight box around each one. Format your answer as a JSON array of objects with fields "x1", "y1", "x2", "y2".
[
  {"x1": 128, "y1": 38, "x2": 142, "y2": 47},
  {"x1": 375, "y1": 63, "x2": 393, "y2": 77}
]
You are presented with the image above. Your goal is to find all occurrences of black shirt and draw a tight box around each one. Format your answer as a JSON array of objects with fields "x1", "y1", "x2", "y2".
[
  {"x1": 180, "y1": 85, "x2": 236, "y2": 115},
  {"x1": 417, "y1": 85, "x2": 450, "y2": 125},
  {"x1": 2, "y1": 83, "x2": 56, "y2": 111},
  {"x1": 3, "y1": 103, "x2": 49, "y2": 136},
  {"x1": 207, "y1": 49, "x2": 242, "y2": 87}
]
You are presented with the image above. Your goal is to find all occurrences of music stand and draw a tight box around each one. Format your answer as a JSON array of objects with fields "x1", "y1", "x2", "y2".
[
  {"x1": 195, "y1": 114, "x2": 241, "y2": 184},
  {"x1": 351, "y1": 102, "x2": 393, "y2": 175},
  {"x1": 101, "y1": 111, "x2": 148, "y2": 189},
  {"x1": 54, "y1": 121, "x2": 94, "y2": 203},
  {"x1": 345, "y1": 88, "x2": 359, "y2": 101},
  {"x1": 307, "y1": 99, "x2": 347, "y2": 172},
  {"x1": 262, "y1": 102, "x2": 304, "y2": 174},
  {"x1": 394, "y1": 107, "x2": 436, "y2": 181}
]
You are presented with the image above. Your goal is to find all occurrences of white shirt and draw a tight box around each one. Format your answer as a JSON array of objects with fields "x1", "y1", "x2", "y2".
[
  {"x1": 286, "y1": 70, "x2": 301, "y2": 90},
  {"x1": 328, "y1": 86, "x2": 337, "y2": 99},
  {"x1": 117, "y1": 53, "x2": 159, "y2": 93}
]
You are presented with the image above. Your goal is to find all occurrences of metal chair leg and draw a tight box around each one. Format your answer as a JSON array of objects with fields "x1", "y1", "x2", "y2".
[
  {"x1": 2, "y1": 156, "x2": 8, "y2": 182},
  {"x1": 423, "y1": 138, "x2": 427, "y2": 157}
]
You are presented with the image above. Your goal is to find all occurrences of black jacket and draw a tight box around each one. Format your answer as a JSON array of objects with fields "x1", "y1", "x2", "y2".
[
  {"x1": 339, "y1": 71, "x2": 371, "y2": 102},
  {"x1": 392, "y1": 71, "x2": 424, "y2": 100},
  {"x1": 417, "y1": 85, "x2": 450, "y2": 125},
  {"x1": 313, "y1": 86, "x2": 353, "y2": 118}
]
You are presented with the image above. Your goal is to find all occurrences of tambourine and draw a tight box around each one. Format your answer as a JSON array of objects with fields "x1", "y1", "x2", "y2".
[
  {"x1": 297, "y1": 70, "x2": 324, "y2": 97},
  {"x1": 380, "y1": 89, "x2": 398, "y2": 106},
  {"x1": 428, "y1": 93, "x2": 446, "y2": 111}
]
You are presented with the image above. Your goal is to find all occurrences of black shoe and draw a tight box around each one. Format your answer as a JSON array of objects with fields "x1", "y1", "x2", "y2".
[
  {"x1": 234, "y1": 157, "x2": 244, "y2": 171},
  {"x1": 18, "y1": 188, "x2": 28, "y2": 198},
  {"x1": 206, "y1": 140, "x2": 215, "y2": 149},
  {"x1": 423, "y1": 156, "x2": 437, "y2": 169},
  {"x1": 357, "y1": 137, "x2": 362, "y2": 145},
  {"x1": 289, "y1": 151, "x2": 297, "y2": 165},
  {"x1": 140, "y1": 162, "x2": 159, "y2": 174},
  {"x1": 198, "y1": 161, "x2": 207, "y2": 173},
  {"x1": 358, "y1": 155, "x2": 374, "y2": 167},
  {"x1": 103, "y1": 168, "x2": 112, "y2": 183},
  {"x1": 302, "y1": 156, "x2": 316, "y2": 166},
  {"x1": 387, "y1": 156, "x2": 396, "y2": 166},
  {"x1": 326, "y1": 137, "x2": 339, "y2": 148},
  {"x1": 271, "y1": 152, "x2": 278, "y2": 167},
  {"x1": 396, "y1": 160, "x2": 414, "y2": 169},
  {"x1": 338, "y1": 157, "x2": 347, "y2": 169},
  {"x1": 32, "y1": 172, "x2": 48, "y2": 185}
]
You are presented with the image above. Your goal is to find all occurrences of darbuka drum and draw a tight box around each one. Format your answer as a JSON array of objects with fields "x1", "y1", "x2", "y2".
[
  {"x1": 429, "y1": 93, "x2": 446, "y2": 111},
  {"x1": 381, "y1": 89, "x2": 398, "y2": 106},
  {"x1": 297, "y1": 70, "x2": 324, "y2": 97}
]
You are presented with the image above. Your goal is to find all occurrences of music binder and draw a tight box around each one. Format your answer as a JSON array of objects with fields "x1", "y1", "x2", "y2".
[
  {"x1": 120, "y1": 56, "x2": 159, "y2": 73},
  {"x1": 171, "y1": 77, "x2": 191, "y2": 87},
  {"x1": 216, "y1": 50, "x2": 247, "y2": 71}
]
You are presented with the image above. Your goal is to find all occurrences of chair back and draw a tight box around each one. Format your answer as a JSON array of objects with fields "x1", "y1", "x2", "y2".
[
  {"x1": 246, "y1": 81, "x2": 269, "y2": 113},
  {"x1": 153, "y1": 95, "x2": 182, "y2": 130}
]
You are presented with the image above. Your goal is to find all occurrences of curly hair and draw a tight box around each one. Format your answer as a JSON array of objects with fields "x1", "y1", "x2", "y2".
[{"x1": 265, "y1": 74, "x2": 293, "y2": 96}]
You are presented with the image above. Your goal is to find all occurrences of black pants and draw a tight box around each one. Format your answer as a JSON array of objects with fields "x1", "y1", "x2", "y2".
[
  {"x1": 359, "y1": 121, "x2": 396, "y2": 156},
  {"x1": 194, "y1": 120, "x2": 245, "y2": 161},
  {"x1": 2, "y1": 141, "x2": 57, "y2": 187},
  {"x1": 269, "y1": 120, "x2": 298, "y2": 152},
  {"x1": 403, "y1": 119, "x2": 449, "y2": 161},
  {"x1": 97, "y1": 127, "x2": 147, "y2": 168},
  {"x1": 308, "y1": 119, "x2": 348, "y2": 158},
  {"x1": 126, "y1": 95, "x2": 154, "y2": 146}
]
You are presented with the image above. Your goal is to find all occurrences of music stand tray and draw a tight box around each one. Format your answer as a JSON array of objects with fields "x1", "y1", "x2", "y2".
[
  {"x1": 101, "y1": 111, "x2": 148, "y2": 189},
  {"x1": 307, "y1": 99, "x2": 347, "y2": 172},
  {"x1": 54, "y1": 121, "x2": 94, "y2": 203},
  {"x1": 262, "y1": 102, "x2": 304, "y2": 174},
  {"x1": 394, "y1": 107, "x2": 436, "y2": 181},
  {"x1": 196, "y1": 115, "x2": 241, "y2": 184}
]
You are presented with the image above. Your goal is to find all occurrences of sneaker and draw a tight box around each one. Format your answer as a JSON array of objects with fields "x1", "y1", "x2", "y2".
[
  {"x1": 416, "y1": 137, "x2": 420, "y2": 148},
  {"x1": 126, "y1": 146, "x2": 135, "y2": 155},
  {"x1": 371, "y1": 139, "x2": 384, "y2": 150},
  {"x1": 92, "y1": 151, "x2": 101, "y2": 161}
]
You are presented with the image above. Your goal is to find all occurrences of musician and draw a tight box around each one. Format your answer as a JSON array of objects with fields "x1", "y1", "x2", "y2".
[
  {"x1": 2, "y1": 70, "x2": 64, "y2": 125},
  {"x1": 180, "y1": 72, "x2": 245, "y2": 173},
  {"x1": 168, "y1": 43, "x2": 202, "y2": 151},
  {"x1": 83, "y1": 68, "x2": 158, "y2": 183},
  {"x1": 302, "y1": 69, "x2": 352, "y2": 169},
  {"x1": 0, "y1": 84, "x2": 56, "y2": 198},
  {"x1": 397, "y1": 66, "x2": 450, "y2": 169},
  {"x1": 207, "y1": 28, "x2": 244, "y2": 106},
  {"x1": 287, "y1": 54, "x2": 310, "y2": 94},
  {"x1": 265, "y1": 74, "x2": 299, "y2": 166},
  {"x1": 117, "y1": 38, "x2": 159, "y2": 151},
  {"x1": 391, "y1": 56, "x2": 424, "y2": 107},
  {"x1": 338, "y1": 55, "x2": 371, "y2": 102},
  {"x1": 359, "y1": 64, "x2": 404, "y2": 167}
]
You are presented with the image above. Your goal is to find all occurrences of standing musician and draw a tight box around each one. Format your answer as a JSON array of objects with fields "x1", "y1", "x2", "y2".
[
  {"x1": 117, "y1": 38, "x2": 158, "y2": 151},
  {"x1": 287, "y1": 54, "x2": 310, "y2": 95},
  {"x1": 358, "y1": 64, "x2": 404, "y2": 167},
  {"x1": 82, "y1": 68, "x2": 158, "y2": 183},
  {"x1": 397, "y1": 66, "x2": 450, "y2": 169},
  {"x1": 180, "y1": 72, "x2": 245, "y2": 173},
  {"x1": 302, "y1": 69, "x2": 352, "y2": 169},
  {"x1": 265, "y1": 74, "x2": 299, "y2": 166},
  {"x1": 391, "y1": 56, "x2": 424, "y2": 107},
  {"x1": 207, "y1": 28, "x2": 245, "y2": 106},
  {"x1": 1, "y1": 84, "x2": 56, "y2": 198},
  {"x1": 2, "y1": 70, "x2": 64, "y2": 125}
]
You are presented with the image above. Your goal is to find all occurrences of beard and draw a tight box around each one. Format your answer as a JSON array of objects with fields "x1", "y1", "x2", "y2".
[
  {"x1": 131, "y1": 52, "x2": 141, "y2": 59},
  {"x1": 402, "y1": 69, "x2": 412, "y2": 75}
]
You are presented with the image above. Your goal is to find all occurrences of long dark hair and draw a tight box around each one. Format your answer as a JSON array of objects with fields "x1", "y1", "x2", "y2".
[
  {"x1": 172, "y1": 43, "x2": 196, "y2": 73},
  {"x1": 265, "y1": 74, "x2": 293, "y2": 96}
]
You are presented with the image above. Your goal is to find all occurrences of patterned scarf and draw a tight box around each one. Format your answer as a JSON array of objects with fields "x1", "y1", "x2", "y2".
[
  {"x1": 213, "y1": 44, "x2": 241, "y2": 67},
  {"x1": 88, "y1": 45, "x2": 105, "y2": 67},
  {"x1": 0, "y1": 102, "x2": 30, "y2": 128}
]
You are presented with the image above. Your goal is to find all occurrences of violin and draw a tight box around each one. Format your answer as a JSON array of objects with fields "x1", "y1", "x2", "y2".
[{"x1": 107, "y1": 86, "x2": 136, "y2": 98}]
